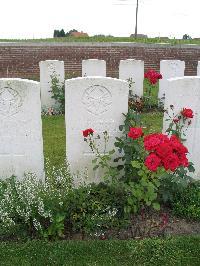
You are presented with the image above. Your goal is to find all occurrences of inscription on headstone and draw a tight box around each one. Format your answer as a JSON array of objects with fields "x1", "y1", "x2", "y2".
[
  {"x1": 65, "y1": 77, "x2": 129, "y2": 185},
  {"x1": 0, "y1": 79, "x2": 44, "y2": 180}
]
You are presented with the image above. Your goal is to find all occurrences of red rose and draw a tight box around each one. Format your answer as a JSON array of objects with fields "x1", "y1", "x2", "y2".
[
  {"x1": 155, "y1": 142, "x2": 173, "y2": 159},
  {"x1": 82, "y1": 128, "x2": 94, "y2": 137},
  {"x1": 144, "y1": 69, "x2": 162, "y2": 85},
  {"x1": 145, "y1": 153, "x2": 161, "y2": 172},
  {"x1": 181, "y1": 108, "x2": 194, "y2": 119},
  {"x1": 177, "y1": 152, "x2": 189, "y2": 167},
  {"x1": 162, "y1": 153, "x2": 180, "y2": 171},
  {"x1": 128, "y1": 127, "x2": 143, "y2": 140},
  {"x1": 144, "y1": 133, "x2": 169, "y2": 151},
  {"x1": 170, "y1": 135, "x2": 188, "y2": 154}
]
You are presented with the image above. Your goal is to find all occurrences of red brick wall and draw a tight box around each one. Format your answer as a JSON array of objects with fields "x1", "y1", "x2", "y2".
[{"x1": 0, "y1": 42, "x2": 199, "y2": 79}]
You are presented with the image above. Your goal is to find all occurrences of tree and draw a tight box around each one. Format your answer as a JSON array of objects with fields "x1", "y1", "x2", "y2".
[
  {"x1": 53, "y1": 30, "x2": 60, "y2": 38},
  {"x1": 59, "y1": 29, "x2": 66, "y2": 37},
  {"x1": 183, "y1": 34, "x2": 192, "y2": 40},
  {"x1": 66, "y1": 29, "x2": 78, "y2": 37},
  {"x1": 53, "y1": 29, "x2": 66, "y2": 38}
]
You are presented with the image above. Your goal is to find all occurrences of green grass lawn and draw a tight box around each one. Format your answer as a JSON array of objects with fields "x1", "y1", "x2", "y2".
[
  {"x1": 0, "y1": 236, "x2": 199, "y2": 265},
  {"x1": 1, "y1": 36, "x2": 200, "y2": 45},
  {"x1": 42, "y1": 115, "x2": 66, "y2": 167}
]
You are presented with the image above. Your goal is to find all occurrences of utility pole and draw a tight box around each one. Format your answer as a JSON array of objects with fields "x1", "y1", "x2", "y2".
[{"x1": 135, "y1": 0, "x2": 139, "y2": 38}]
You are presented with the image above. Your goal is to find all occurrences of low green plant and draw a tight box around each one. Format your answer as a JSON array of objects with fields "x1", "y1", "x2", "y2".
[
  {"x1": 0, "y1": 162, "x2": 128, "y2": 240},
  {"x1": 50, "y1": 72, "x2": 65, "y2": 113},
  {"x1": 50, "y1": 72, "x2": 77, "y2": 113},
  {"x1": 0, "y1": 162, "x2": 72, "y2": 240},
  {"x1": 83, "y1": 130, "x2": 118, "y2": 182},
  {"x1": 84, "y1": 111, "x2": 161, "y2": 215},
  {"x1": 68, "y1": 182, "x2": 127, "y2": 236},
  {"x1": 84, "y1": 105, "x2": 195, "y2": 216},
  {"x1": 172, "y1": 181, "x2": 200, "y2": 220}
]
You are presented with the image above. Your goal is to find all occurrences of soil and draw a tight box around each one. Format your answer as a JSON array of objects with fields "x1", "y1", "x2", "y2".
[
  {"x1": 71, "y1": 207, "x2": 200, "y2": 241},
  {"x1": 107, "y1": 208, "x2": 200, "y2": 240}
]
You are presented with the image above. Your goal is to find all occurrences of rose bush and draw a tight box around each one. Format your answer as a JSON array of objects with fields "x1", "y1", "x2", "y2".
[
  {"x1": 84, "y1": 106, "x2": 195, "y2": 214},
  {"x1": 165, "y1": 106, "x2": 194, "y2": 140}
]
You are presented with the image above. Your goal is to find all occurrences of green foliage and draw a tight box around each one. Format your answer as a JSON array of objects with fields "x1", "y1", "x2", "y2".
[
  {"x1": 172, "y1": 182, "x2": 200, "y2": 220},
  {"x1": 183, "y1": 34, "x2": 192, "y2": 40},
  {"x1": 165, "y1": 105, "x2": 193, "y2": 140},
  {"x1": 84, "y1": 131, "x2": 118, "y2": 181},
  {"x1": 53, "y1": 29, "x2": 66, "y2": 37},
  {"x1": 50, "y1": 72, "x2": 77, "y2": 113},
  {"x1": 124, "y1": 161, "x2": 161, "y2": 214},
  {"x1": 85, "y1": 110, "x2": 161, "y2": 214},
  {"x1": 65, "y1": 29, "x2": 78, "y2": 37},
  {"x1": 159, "y1": 164, "x2": 195, "y2": 203},
  {"x1": 50, "y1": 72, "x2": 65, "y2": 113},
  {"x1": 128, "y1": 82, "x2": 163, "y2": 112},
  {"x1": 114, "y1": 109, "x2": 143, "y2": 181},
  {"x1": 0, "y1": 170, "x2": 128, "y2": 240},
  {"x1": 0, "y1": 163, "x2": 72, "y2": 240},
  {"x1": 68, "y1": 182, "x2": 127, "y2": 235}
]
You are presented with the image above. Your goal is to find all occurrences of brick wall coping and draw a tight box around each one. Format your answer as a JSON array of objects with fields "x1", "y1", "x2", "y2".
[{"x1": 0, "y1": 42, "x2": 200, "y2": 49}]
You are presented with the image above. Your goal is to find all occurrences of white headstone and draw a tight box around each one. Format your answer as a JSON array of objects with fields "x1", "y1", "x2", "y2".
[
  {"x1": 197, "y1": 61, "x2": 200, "y2": 76},
  {"x1": 65, "y1": 77, "x2": 129, "y2": 185},
  {"x1": 158, "y1": 60, "x2": 185, "y2": 103},
  {"x1": 82, "y1": 59, "x2": 106, "y2": 77},
  {"x1": 163, "y1": 76, "x2": 200, "y2": 179},
  {"x1": 0, "y1": 78, "x2": 44, "y2": 180},
  {"x1": 119, "y1": 59, "x2": 144, "y2": 97},
  {"x1": 40, "y1": 60, "x2": 65, "y2": 111}
]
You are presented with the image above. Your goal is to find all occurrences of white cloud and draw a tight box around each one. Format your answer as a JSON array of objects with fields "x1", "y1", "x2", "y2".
[{"x1": 0, "y1": 0, "x2": 199, "y2": 39}]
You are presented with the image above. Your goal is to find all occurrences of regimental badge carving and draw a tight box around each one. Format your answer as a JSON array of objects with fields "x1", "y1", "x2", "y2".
[
  {"x1": 82, "y1": 85, "x2": 112, "y2": 115},
  {"x1": 0, "y1": 87, "x2": 23, "y2": 116},
  {"x1": 48, "y1": 63, "x2": 55, "y2": 73}
]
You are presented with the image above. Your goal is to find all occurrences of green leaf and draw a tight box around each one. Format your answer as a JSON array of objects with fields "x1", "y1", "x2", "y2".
[
  {"x1": 152, "y1": 202, "x2": 160, "y2": 211},
  {"x1": 119, "y1": 125, "x2": 124, "y2": 131},
  {"x1": 109, "y1": 149, "x2": 115, "y2": 155},
  {"x1": 131, "y1": 161, "x2": 141, "y2": 169},
  {"x1": 92, "y1": 158, "x2": 97, "y2": 164},
  {"x1": 117, "y1": 165, "x2": 124, "y2": 171},
  {"x1": 93, "y1": 165, "x2": 99, "y2": 171},
  {"x1": 114, "y1": 157, "x2": 122, "y2": 162},
  {"x1": 138, "y1": 170, "x2": 144, "y2": 176},
  {"x1": 188, "y1": 164, "x2": 195, "y2": 173}
]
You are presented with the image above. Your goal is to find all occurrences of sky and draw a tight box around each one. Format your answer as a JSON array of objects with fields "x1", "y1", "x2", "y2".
[{"x1": 0, "y1": 0, "x2": 199, "y2": 39}]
